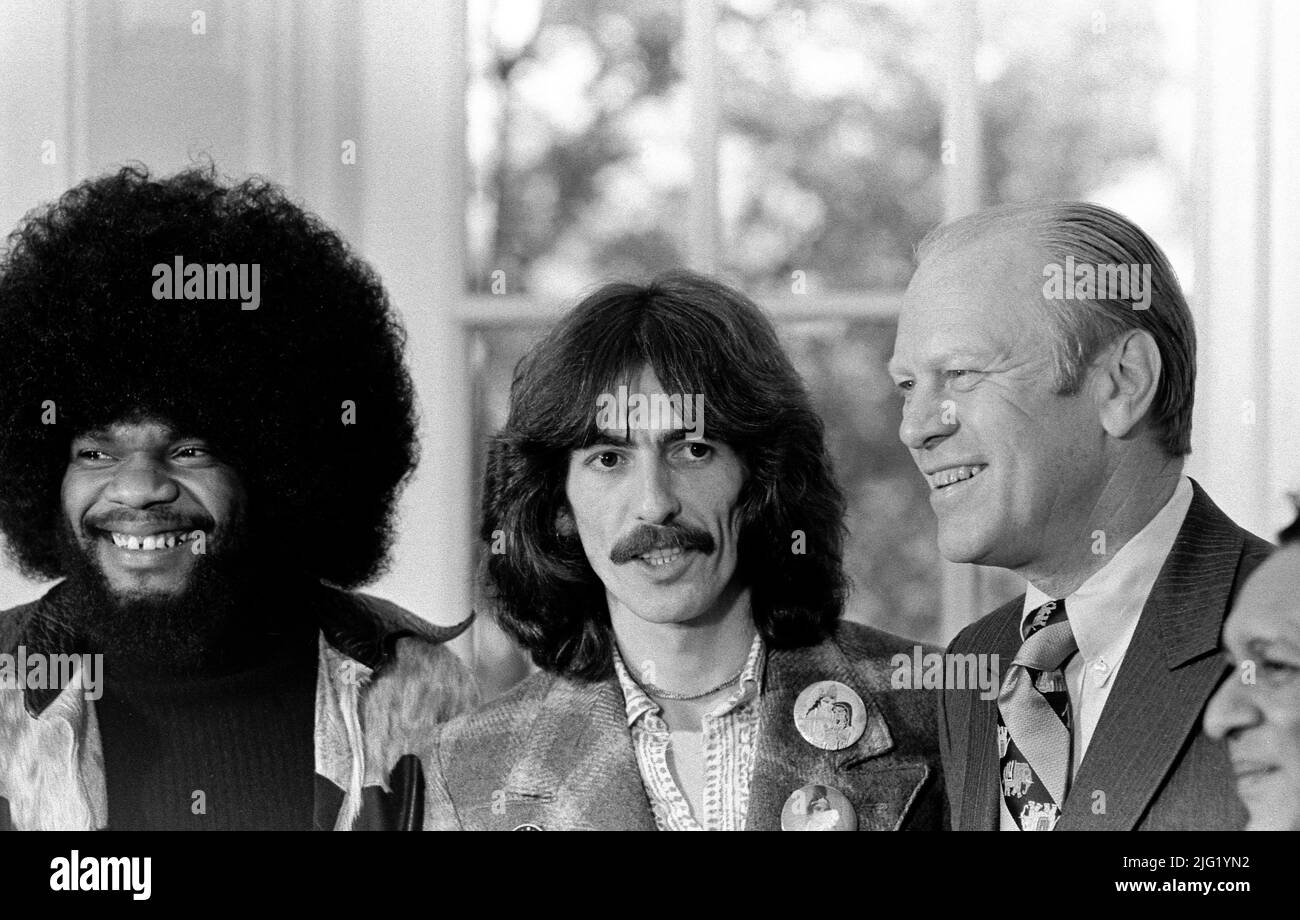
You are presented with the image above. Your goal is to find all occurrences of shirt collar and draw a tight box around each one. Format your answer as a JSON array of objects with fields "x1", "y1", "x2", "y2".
[
  {"x1": 612, "y1": 631, "x2": 765, "y2": 728},
  {"x1": 1023, "y1": 476, "x2": 1193, "y2": 677}
]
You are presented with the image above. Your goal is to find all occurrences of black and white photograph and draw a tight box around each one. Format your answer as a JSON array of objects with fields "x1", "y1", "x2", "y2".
[{"x1": 0, "y1": 0, "x2": 1293, "y2": 900}]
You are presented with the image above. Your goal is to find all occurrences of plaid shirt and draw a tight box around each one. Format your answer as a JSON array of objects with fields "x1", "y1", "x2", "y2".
[{"x1": 612, "y1": 634, "x2": 765, "y2": 831}]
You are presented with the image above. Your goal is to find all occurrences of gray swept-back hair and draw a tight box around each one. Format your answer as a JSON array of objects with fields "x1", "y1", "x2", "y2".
[{"x1": 916, "y1": 200, "x2": 1195, "y2": 456}]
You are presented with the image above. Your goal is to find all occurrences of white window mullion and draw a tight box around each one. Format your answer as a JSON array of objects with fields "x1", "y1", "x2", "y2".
[
  {"x1": 1268, "y1": 0, "x2": 1300, "y2": 532},
  {"x1": 65, "y1": 0, "x2": 91, "y2": 184},
  {"x1": 685, "y1": 0, "x2": 720, "y2": 274},
  {"x1": 942, "y1": 0, "x2": 983, "y2": 221},
  {"x1": 1187, "y1": 0, "x2": 1273, "y2": 538},
  {"x1": 360, "y1": 0, "x2": 473, "y2": 650},
  {"x1": 938, "y1": 0, "x2": 989, "y2": 640}
]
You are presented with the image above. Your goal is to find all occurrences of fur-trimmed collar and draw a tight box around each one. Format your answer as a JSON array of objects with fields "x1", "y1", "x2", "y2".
[{"x1": 0, "y1": 579, "x2": 471, "y2": 717}]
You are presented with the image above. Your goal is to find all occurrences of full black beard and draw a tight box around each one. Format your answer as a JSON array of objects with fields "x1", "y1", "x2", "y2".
[{"x1": 52, "y1": 510, "x2": 296, "y2": 678}]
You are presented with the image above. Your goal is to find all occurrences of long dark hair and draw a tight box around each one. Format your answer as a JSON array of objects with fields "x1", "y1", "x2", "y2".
[{"x1": 482, "y1": 271, "x2": 849, "y2": 680}]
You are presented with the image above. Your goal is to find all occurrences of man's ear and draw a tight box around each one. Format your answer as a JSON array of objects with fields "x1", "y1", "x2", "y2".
[
  {"x1": 1095, "y1": 328, "x2": 1162, "y2": 440},
  {"x1": 555, "y1": 505, "x2": 577, "y2": 537}
]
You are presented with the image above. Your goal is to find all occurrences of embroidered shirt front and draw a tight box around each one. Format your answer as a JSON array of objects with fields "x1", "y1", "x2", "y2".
[{"x1": 612, "y1": 633, "x2": 765, "y2": 831}]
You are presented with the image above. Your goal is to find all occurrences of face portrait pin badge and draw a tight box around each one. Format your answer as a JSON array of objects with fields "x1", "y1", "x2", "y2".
[
  {"x1": 794, "y1": 680, "x2": 866, "y2": 751},
  {"x1": 781, "y1": 784, "x2": 857, "y2": 831}
]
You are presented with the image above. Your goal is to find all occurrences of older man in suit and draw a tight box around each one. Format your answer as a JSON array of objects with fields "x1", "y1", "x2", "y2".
[
  {"x1": 424, "y1": 272, "x2": 945, "y2": 831},
  {"x1": 889, "y1": 201, "x2": 1271, "y2": 831}
]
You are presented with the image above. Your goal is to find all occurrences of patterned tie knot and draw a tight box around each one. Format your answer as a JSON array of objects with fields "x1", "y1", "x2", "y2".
[
  {"x1": 1015, "y1": 600, "x2": 1077, "y2": 672},
  {"x1": 1022, "y1": 599, "x2": 1067, "y2": 638}
]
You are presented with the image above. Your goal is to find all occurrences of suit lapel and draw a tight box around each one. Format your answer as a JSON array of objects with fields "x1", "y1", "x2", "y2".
[
  {"x1": 1057, "y1": 482, "x2": 1246, "y2": 830},
  {"x1": 503, "y1": 674, "x2": 656, "y2": 831},
  {"x1": 962, "y1": 607, "x2": 1021, "y2": 831},
  {"x1": 747, "y1": 639, "x2": 920, "y2": 831}
]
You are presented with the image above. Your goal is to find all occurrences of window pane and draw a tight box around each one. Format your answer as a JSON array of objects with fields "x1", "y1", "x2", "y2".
[
  {"x1": 980, "y1": 0, "x2": 1195, "y2": 279},
  {"x1": 467, "y1": 0, "x2": 689, "y2": 297},
  {"x1": 718, "y1": 0, "x2": 945, "y2": 293},
  {"x1": 780, "y1": 318, "x2": 941, "y2": 642}
]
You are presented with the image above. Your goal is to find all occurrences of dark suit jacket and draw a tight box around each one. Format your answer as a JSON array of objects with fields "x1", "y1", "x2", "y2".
[
  {"x1": 425, "y1": 621, "x2": 947, "y2": 830},
  {"x1": 939, "y1": 480, "x2": 1272, "y2": 830}
]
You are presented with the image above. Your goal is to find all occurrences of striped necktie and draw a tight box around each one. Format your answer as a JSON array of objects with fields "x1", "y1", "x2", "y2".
[{"x1": 996, "y1": 598, "x2": 1077, "y2": 831}]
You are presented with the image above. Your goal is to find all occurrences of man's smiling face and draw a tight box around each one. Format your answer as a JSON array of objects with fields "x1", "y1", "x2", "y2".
[
  {"x1": 889, "y1": 232, "x2": 1107, "y2": 572},
  {"x1": 1204, "y1": 544, "x2": 1300, "y2": 830},
  {"x1": 61, "y1": 417, "x2": 245, "y2": 604}
]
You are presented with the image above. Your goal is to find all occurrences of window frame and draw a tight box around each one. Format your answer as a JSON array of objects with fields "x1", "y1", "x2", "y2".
[{"x1": 453, "y1": 0, "x2": 989, "y2": 652}]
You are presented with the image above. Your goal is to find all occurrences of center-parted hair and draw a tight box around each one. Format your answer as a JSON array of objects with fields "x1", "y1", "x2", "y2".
[{"x1": 483, "y1": 272, "x2": 848, "y2": 680}]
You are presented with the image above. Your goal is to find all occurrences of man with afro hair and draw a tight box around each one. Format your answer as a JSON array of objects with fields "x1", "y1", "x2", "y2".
[{"x1": 0, "y1": 165, "x2": 476, "y2": 830}]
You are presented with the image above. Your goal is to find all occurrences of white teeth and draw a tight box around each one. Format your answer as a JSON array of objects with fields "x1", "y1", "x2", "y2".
[
  {"x1": 640, "y1": 548, "x2": 684, "y2": 566},
  {"x1": 108, "y1": 530, "x2": 192, "y2": 551},
  {"x1": 934, "y1": 465, "x2": 987, "y2": 488}
]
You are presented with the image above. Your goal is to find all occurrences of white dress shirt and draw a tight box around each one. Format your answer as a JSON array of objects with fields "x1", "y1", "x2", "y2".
[{"x1": 999, "y1": 476, "x2": 1193, "y2": 830}]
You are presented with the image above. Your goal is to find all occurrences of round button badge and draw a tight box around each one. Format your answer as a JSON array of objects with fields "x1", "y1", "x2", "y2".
[
  {"x1": 793, "y1": 680, "x2": 866, "y2": 751},
  {"x1": 781, "y1": 784, "x2": 857, "y2": 831}
]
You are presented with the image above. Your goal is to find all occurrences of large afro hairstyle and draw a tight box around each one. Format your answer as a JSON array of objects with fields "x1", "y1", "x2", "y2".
[{"x1": 0, "y1": 164, "x2": 418, "y2": 588}]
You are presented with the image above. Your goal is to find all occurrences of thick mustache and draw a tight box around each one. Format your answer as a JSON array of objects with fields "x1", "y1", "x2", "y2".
[{"x1": 610, "y1": 524, "x2": 714, "y2": 565}]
